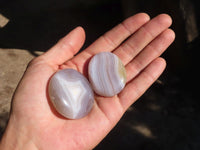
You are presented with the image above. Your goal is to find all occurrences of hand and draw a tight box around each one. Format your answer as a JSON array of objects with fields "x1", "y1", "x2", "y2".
[{"x1": 0, "y1": 13, "x2": 175, "y2": 150}]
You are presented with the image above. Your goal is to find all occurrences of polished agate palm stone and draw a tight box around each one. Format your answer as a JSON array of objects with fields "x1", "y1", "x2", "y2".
[
  {"x1": 88, "y1": 52, "x2": 126, "y2": 97},
  {"x1": 48, "y1": 69, "x2": 94, "y2": 119}
]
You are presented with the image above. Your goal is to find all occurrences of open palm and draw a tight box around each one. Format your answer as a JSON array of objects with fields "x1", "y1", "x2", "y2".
[{"x1": 3, "y1": 13, "x2": 175, "y2": 150}]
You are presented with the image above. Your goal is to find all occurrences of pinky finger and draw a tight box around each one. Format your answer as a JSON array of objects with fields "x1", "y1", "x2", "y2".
[{"x1": 118, "y1": 57, "x2": 166, "y2": 110}]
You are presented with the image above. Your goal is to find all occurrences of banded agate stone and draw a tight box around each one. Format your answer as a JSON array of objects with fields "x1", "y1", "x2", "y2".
[
  {"x1": 48, "y1": 69, "x2": 94, "y2": 119},
  {"x1": 88, "y1": 52, "x2": 126, "y2": 97}
]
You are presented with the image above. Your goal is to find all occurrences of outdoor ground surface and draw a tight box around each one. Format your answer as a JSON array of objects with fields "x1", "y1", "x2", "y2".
[{"x1": 0, "y1": 0, "x2": 200, "y2": 149}]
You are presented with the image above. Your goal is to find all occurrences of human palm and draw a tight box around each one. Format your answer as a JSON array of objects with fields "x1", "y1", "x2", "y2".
[{"x1": 1, "y1": 13, "x2": 175, "y2": 150}]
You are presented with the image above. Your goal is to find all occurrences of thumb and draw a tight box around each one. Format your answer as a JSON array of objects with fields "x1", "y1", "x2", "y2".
[{"x1": 41, "y1": 26, "x2": 85, "y2": 66}]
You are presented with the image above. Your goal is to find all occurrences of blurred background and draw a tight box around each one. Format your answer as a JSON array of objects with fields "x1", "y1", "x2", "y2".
[{"x1": 0, "y1": 0, "x2": 199, "y2": 149}]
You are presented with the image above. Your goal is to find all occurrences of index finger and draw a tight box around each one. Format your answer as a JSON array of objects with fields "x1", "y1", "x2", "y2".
[{"x1": 68, "y1": 13, "x2": 150, "y2": 73}]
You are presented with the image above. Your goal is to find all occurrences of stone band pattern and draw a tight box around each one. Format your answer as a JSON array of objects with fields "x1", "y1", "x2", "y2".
[
  {"x1": 88, "y1": 52, "x2": 126, "y2": 97},
  {"x1": 48, "y1": 52, "x2": 126, "y2": 119},
  {"x1": 48, "y1": 69, "x2": 94, "y2": 119}
]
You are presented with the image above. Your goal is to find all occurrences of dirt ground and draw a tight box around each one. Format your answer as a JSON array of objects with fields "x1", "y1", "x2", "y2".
[
  {"x1": 0, "y1": 0, "x2": 200, "y2": 149},
  {"x1": 0, "y1": 49, "x2": 43, "y2": 134}
]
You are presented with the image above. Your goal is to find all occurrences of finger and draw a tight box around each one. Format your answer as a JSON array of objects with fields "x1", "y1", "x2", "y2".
[
  {"x1": 84, "y1": 13, "x2": 150, "y2": 55},
  {"x1": 119, "y1": 57, "x2": 166, "y2": 110},
  {"x1": 114, "y1": 14, "x2": 172, "y2": 65},
  {"x1": 65, "y1": 13, "x2": 150, "y2": 73},
  {"x1": 126, "y1": 28, "x2": 175, "y2": 82},
  {"x1": 41, "y1": 26, "x2": 85, "y2": 67}
]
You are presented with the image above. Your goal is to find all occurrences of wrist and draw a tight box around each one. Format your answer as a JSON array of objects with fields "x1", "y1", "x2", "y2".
[{"x1": 0, "y1": 115, "x2": 38, "y2": 150}]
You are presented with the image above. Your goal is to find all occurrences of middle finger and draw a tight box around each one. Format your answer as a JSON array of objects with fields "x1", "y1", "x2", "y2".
[{"x1": 114, "y1": 14, "x2": 172, "y2": 65}]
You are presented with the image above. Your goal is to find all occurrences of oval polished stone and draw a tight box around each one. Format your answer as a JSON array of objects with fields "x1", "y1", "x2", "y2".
[
  {"x1": 48, "y1": 69, "x2": 94, "y2": 119},
  {"x1": 88, "y1": 52, "x2": 126, "y2": 97}
]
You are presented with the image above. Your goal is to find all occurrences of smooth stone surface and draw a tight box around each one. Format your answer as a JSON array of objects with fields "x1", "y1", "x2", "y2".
[
  {"x1": 48, "y1": 69, "x2": 94, "y2": 119},
  {"x1": 88, "y1": 52, "x2": 126, "y2": 97}
]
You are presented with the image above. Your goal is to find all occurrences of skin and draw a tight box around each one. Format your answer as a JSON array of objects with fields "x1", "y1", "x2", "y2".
[{"x1": 0, "y1": 13, "x2": 175, "y2": 150}]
